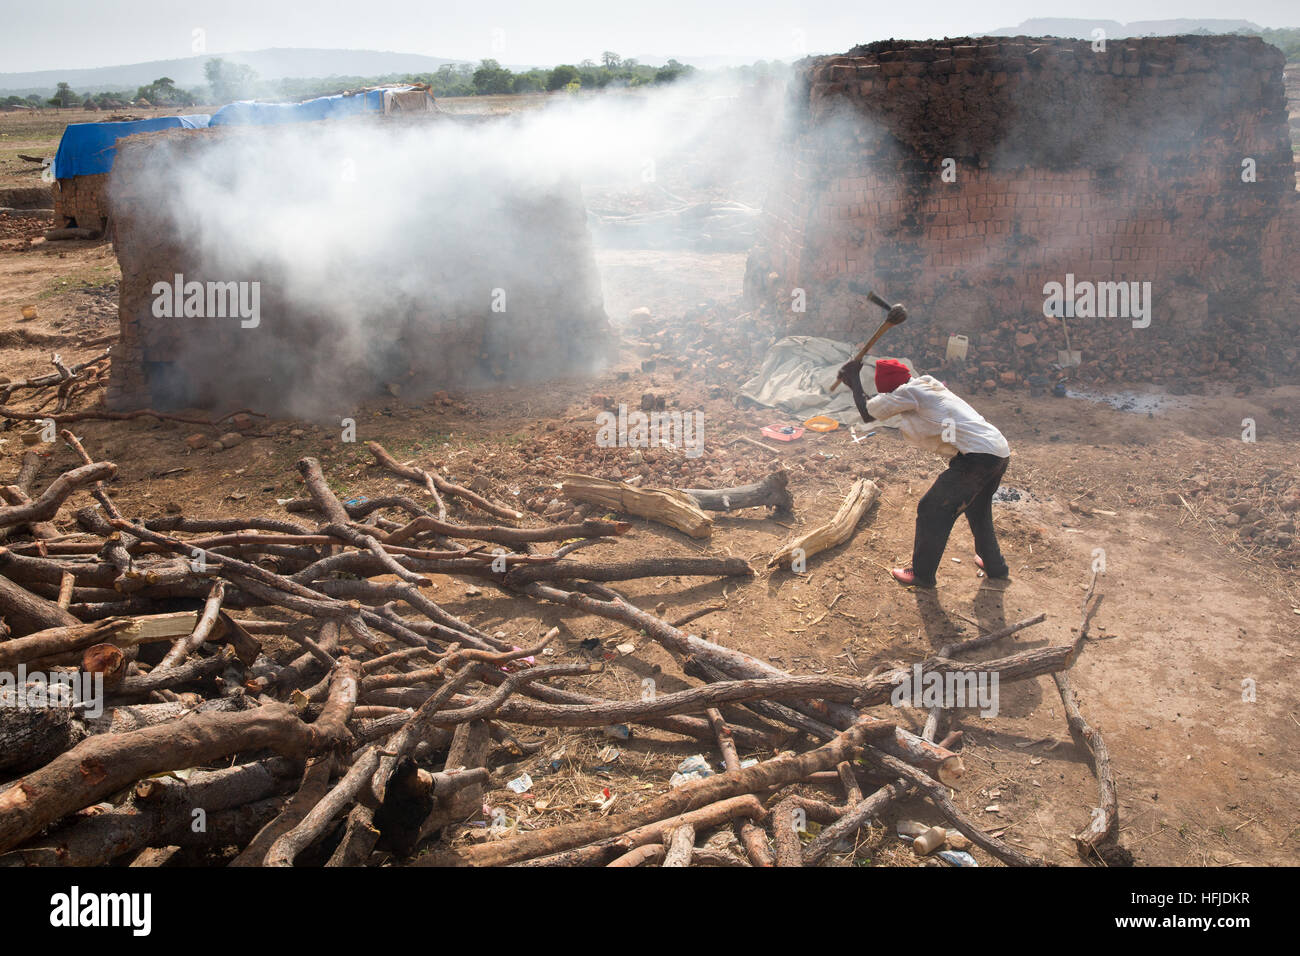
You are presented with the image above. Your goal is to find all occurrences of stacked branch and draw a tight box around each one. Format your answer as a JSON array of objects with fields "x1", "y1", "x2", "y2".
[{"x1": 0, "y1": 439, "x2": 1116, "y2": 867}]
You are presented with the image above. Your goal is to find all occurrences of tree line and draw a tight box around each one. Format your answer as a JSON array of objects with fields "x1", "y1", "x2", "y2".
[{"x1": 3, "y1": 51, "x2": 708, "y2": 110}]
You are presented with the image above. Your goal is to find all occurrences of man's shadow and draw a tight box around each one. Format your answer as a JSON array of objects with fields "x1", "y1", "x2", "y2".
[
  {"x1": 911, "y1": 587, "x2": 968, "y2": 652},
  {"x1": 912, "y1": 580, "x2": 1041, "y2": 719}
]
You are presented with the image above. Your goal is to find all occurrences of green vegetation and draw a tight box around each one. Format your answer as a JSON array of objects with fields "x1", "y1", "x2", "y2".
[
  {"x1": 204, "y1": 58, "x2": 258, "y2": 103},
  {"x1": 9, "y1": 51, "x2": 699, "y2": 111},
  {"x1": 134, "y1": 76, "x2": 199, "y2": 108},
  {"x1": 1, "y1": 93, "x2": 45, "y2": 108},
  {"x1": 47, "y1": 82, "x2": 78, "y2": 108},
  {"x1": 1259, "y1": 27, "x2": 1300, "y2": 60}
]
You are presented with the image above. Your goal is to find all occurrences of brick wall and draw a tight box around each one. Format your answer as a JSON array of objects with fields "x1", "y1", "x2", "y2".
[
  {"x1": 53, "y1": 174, "x2": 109, "y2": 232},
  {"x1": 747, "y1": 35, "x2": 1300, "y2": 387}
]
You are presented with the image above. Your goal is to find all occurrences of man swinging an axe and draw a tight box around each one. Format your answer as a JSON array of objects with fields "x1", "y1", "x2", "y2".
[{"x1": 833, "y1": 292, "x2": 1011, "y2": 588}]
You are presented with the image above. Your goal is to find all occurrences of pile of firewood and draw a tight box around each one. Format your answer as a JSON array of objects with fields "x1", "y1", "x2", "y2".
[
  {"x1": 0, "y1": 350, "x2": 112, "y2": 423},
  {"x1": 0, "y1": 431, "x2": 1122, "y2": 867}
]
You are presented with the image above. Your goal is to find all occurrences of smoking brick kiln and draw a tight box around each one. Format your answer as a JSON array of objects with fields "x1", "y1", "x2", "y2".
[{"x1": 746, "y1": 35, "x2": 1300, "y2": 387}]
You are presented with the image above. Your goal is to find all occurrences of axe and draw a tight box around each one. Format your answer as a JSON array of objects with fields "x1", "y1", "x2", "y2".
[{"x1": 829, "y1": 293, "x2": 909, "y2": 393}]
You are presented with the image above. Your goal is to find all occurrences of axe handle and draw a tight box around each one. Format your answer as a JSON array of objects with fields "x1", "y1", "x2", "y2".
[{"x1": 829, "y1": 319, "x2": 893, "y2": 393}]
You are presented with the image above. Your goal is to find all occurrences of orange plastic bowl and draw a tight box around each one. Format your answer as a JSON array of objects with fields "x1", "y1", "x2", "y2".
[{"x1": 802, "y1": 416, "x2": 839, "y2": 432}]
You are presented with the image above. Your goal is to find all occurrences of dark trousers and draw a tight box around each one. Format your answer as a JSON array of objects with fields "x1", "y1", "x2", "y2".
[{"x1": 911, "y1": 453, "x2": 1010, "y2": 585}]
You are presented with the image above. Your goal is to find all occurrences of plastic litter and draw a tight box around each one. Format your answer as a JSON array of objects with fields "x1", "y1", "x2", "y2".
[
  {"x1": 938, "y1": 849, "x2": 978, "y2": 867},
  {"x1": 760, "y1": 424, "x2": 805, "y2": 442},
  {"x1": 505, "y1": 773, "x2": 533, "y2": 794},
  {"x1": 913, "y1": 826, "x2": 948, "y2": 855},
  {"x1": 803, "y1": 415, "x2": 839, "y2": 432},
  {"x1": 669, "y1": 754, "x2": 714, "y2": 787}
]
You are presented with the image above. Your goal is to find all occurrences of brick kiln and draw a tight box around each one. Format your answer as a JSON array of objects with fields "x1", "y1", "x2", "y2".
[
  {"x1": 53, "y1": 173, "x2": 109, "y2": 233},
  {"x1": 746, "y1": 35, "x2": 1300, "y2": 387},
  {"x1": 106, "y1": 121, "x2": 609, "y2": 413}
]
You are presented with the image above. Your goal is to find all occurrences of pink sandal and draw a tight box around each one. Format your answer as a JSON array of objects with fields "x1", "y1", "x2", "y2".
[
  {"x1": 891, "y1": 567, "x2": 935, "y2": 588},
  {"x1": 974, "y1": 555, "x2": 1010, "y2": 580}
]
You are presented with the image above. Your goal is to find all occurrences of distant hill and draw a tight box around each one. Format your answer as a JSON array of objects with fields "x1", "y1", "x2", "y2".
[
  {"x1": 984, "y1": 18, "x2": 1264, "y2": 39},
  {"x1": 0, "y1": 48, "x2": 471, "y2": 96}
]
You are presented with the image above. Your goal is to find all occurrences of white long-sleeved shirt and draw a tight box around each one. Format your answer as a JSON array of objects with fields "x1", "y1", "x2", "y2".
[{"x1": 865, "y1": 375, "x2": 1010, "y2": 459}]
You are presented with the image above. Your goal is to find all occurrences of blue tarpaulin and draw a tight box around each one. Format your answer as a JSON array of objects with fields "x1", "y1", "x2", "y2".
[
  {"x1": 53, "y1": 115, "x2": 211, "y2": 178},
  {"x1": 54, "y1": 88, "x2": 415, "y2": 178},
  {"x1": 209, "y1": 89, "x2": 388, "y2": 126}
]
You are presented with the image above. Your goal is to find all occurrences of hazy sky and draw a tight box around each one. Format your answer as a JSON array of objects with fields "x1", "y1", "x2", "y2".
[{"x1": 3, "y1": 0, "x2": 1298, "y2": 72}]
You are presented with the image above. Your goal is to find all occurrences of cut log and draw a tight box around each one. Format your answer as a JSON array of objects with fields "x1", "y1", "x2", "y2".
[
  {"x1": 560, "y1": 474, "x2": 713, "y2": 538},
  {"x1": 769, "y1": 478, "x2": 879, "y2": 568},
  {"x1": 1, "y1": 758, "x2": 300, "y2": 866},
  {"x1": 681, "y1": 470, "x2": 793, "y2": 514},
  {"x1": 0, "y1": 618, "x2": 133, "y2": 667},
  {"x1": 0, "y1": 661, "x2": 359, "y2": 853},
  {"x1": 0, "y1": 574, "x2": 82, "y2": 636},
  {"x1": 661, "y1": 823, "x2": 695, "y2": 867}
]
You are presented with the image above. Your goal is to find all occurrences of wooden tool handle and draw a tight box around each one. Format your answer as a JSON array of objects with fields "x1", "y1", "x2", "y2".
[{"x1": 830, "y1": 324, "x2": 891, "y2": 393}]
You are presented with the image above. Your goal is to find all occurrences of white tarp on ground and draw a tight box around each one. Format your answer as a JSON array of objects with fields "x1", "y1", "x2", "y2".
[{"x1": 739, "y1": 336, "x2": 917, "y2": 428}]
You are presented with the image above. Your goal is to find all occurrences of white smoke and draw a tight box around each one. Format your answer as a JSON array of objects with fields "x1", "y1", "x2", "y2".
[{"x1": 123, "y1": 72, "x2": 784, "y2": 418}]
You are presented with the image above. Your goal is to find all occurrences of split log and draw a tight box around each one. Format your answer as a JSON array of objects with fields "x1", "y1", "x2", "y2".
[
  {"x1": 157, "y1": 580, "x2": 226, "y2": 670},
  {"x1": 768, "y1": 478, "x2": 879, "y2": 568},
  {"x1": 560, "y1": 474, "x2": 713, "y2": 538}
]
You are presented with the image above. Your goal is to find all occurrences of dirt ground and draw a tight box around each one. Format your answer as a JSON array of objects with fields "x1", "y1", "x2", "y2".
[{"x1": 1, "y1": 111, "x2": 1297, "y2": 868}]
